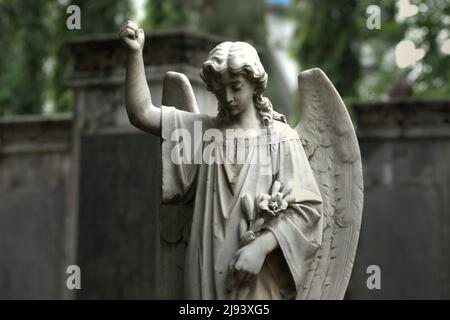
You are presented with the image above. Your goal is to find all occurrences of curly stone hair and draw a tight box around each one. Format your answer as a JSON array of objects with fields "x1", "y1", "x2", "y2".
[{"x1": 200, "y1": 41, "x2": 286, "y2": 126}]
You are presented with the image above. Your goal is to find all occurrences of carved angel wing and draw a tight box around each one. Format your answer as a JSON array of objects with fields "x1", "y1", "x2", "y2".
[
  {"x1": 162, "y1": 71, "x2": 200, "y2": 113},
  {"x1": 159, "y1": 70, "x2": 199, "y2": 243},
  {"x1": 295, "y1": 68, "x2": 363, "y2": 300}
]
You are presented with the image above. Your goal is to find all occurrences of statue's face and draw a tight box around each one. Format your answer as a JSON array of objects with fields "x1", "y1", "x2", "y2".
[{"x1": 214, "y1": 71, "x2": 256, "y2": 118}]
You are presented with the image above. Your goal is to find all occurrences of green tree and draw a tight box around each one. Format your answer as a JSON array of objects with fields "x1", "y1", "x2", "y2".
[
  {"x1": 354, "y1": 0, "x2": 406, "y2": 99},
  {"x1": 143, "y1": 0, "x2": 268, "y2": 47},
  {"x1": 143, "y1": 0, "x2": 197, "y2": 30},
  {"x1": 0, "y1": 1, "x2": 51, "y2": 115},
  {"x1": 404, "y1": 0, "x2": 450, "y2": 96},
  {"x1": 0, "y1": 0, "x2": 132, "y2": 116},
  {"x1": 290, "y1": 0, "x2": 360, "y2": 98},
  {"x1": 355, "y1": 0, "x2": 450, "y2": 98},
  {"x1": 291, "y1": 0, "x2": 450, "y2": 100}
]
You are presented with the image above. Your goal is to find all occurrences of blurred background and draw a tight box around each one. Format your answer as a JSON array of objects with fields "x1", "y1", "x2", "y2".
[{"x1": 0, "y1": 0, "x2": 449, "y2": 299}]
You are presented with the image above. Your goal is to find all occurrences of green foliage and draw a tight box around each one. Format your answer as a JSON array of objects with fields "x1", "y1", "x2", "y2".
[
  {"x1": 290, "y1": 0, "x2": 361, "y2": 98},
  {"x1": 143, "y1": 0, "x2": 268, "y2": 47},
  {"x1": 405, "y1": 0, "x2": 450, "y2": 96},
  {"x1": 356, "y1": 0, "x2": 450, "y2": 98},
  {"x1": 144, "y1": 0, "x2": 197, "y2": 30},
  {"x1": 353, "y1": 0, "x2": 407, "y2": 99},
  {"x1": 0, "y1": 0, "x2": 132, "y2": 116},
  {"x1": 291, "y1": 0, "x2": 450, "y2": 100},
  {"x1": 0, "y1": 1, "x2": 51, "y2": 115},
  {"x1": 2, "y1": 0, "x2": 449, "y2": 116}
]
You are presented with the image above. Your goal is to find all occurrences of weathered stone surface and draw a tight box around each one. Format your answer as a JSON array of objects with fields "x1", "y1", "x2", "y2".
[
  {"x1": 354, "y1": 99, "x2": 450, "y2": 137},
  {"x1": 347, "y1": 99, "x2": 450, "y2": 299},
  {"x1": 0, "y1": 116, "x2": 71, "y2": 299},
  {"x1": 76, "y1": 133, "x2": 160, "y2": 299}
]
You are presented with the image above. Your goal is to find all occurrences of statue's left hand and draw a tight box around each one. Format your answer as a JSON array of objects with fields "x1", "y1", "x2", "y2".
[
  {"x1": 230, "y1": 231, "x2": 278, "y2": 284},
  {"x1": 230, "y1": 242, "x2": 266, "y2": 283}
]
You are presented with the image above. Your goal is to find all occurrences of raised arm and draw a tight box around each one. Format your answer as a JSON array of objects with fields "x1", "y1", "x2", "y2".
[{"x1": 119, "y1": 20, "x2": 161, "y2": 136}]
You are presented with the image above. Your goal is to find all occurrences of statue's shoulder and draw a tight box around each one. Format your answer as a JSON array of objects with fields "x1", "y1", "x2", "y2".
[{"x1": 271, "y1": 119, "x2": 299, "y2": 140}]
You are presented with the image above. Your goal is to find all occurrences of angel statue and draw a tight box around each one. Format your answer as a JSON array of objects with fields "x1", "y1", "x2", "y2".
[{"x1": 119, "y1": 20, "x2": 363, "y2": 300}]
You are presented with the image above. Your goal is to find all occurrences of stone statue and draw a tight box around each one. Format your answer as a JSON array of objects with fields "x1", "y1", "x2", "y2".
[{"x1": 120, "y1": 20, "x2": 363, "y2": 300}]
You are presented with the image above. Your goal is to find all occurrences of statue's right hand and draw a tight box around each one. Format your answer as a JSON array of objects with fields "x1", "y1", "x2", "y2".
[{"x1": 119, "y1": 20, "x2": 145, "y2": 53}]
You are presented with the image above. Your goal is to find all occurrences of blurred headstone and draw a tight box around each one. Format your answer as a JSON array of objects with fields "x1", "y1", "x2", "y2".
[
  {"x1": 348, "y1": 97, "x2": 450, "y2": 299},
  {"x1": 0, "y1": 115, "x2": 71, "y2": 299}
]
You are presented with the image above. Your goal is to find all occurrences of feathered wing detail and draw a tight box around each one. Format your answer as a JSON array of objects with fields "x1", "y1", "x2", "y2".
[
  {"x1": 294, "y1": 68, "x2": 363, "y2": 300},
  {"x1": 162, "y1": 71, "x2": 200, "y2": 113}
]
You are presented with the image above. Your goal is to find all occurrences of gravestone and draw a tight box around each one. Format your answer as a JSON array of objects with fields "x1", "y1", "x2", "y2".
[
  {"x1": 347, "y1": 98, "x2": 450, "y2": 299},
  {"x1": 0, "y1": 115, "x2": 71, "y2": 299}
]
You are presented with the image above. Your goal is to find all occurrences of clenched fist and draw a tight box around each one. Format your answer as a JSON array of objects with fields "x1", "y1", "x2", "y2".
[{"x1": 119, "y1": 20, "x2": 145, "y2": 53}]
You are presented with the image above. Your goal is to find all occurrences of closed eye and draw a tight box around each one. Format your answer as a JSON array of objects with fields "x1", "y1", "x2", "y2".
[
  {"x1": 232, "y1": 83, "x2": 243, "y2": 91},
  {"x1": 215, "y1": 87, "x2": 225, "y2": 94}
]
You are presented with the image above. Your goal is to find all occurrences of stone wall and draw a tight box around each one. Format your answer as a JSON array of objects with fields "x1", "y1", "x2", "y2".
[
  {"x1": 0, "y1": 115, "x2": 71, "y2": 299},
  {"x1": 347, "y1": 99, "x2": 450, "y2": 299}
]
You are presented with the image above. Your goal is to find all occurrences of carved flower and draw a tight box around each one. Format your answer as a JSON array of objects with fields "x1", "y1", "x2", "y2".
[
  {"x1": 239, "y1": 180, "x2": 291, "y2": 246},
  {"x1": 257, "y1": 180, "x2": 288, "y2": 217}
]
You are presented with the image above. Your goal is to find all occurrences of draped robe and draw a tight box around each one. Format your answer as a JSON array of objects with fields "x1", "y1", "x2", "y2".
[{"x1": 160, "y1": 106, "x2": 323, "y2": 299}]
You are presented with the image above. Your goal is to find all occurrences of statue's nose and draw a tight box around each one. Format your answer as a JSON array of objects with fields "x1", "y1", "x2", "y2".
[{"x1": 225, "y1": 87, "x2": 234, "y2": 104}]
